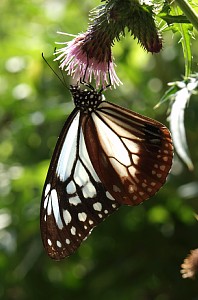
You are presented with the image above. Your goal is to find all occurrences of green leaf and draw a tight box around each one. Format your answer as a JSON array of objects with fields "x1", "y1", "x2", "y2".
[{"x1": 168, "y1": 2, "x2": 194, "y2": 76}]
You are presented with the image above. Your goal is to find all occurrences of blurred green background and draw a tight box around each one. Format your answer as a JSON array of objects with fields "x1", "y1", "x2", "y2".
[{"x1": 1, "y1": 0, "x2": 198, "y2": 299}]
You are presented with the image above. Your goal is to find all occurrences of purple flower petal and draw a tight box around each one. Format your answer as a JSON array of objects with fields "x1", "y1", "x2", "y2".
[{"x1": 55, "y1": 33, "x2": 122, "y2": 88}]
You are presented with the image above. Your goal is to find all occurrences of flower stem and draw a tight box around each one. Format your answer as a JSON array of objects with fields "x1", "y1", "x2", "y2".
[
  {"x1": 170, "y1": 1, "x2": 192, "y2": 77},
  {"x1": 175, "y1": 0, "x2": 198, "y2": 31}
]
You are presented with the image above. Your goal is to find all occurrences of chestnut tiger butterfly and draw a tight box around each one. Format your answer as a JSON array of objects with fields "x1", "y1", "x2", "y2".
[{"x1": 41, "y1": 84, "x2": 173, "y2": 260}]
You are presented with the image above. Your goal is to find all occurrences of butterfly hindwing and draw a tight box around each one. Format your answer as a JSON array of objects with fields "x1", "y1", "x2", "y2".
[
  {"x1": 83, "y1": 101, "x2": 173, "y2": 206},
  {"x1": 40, "y1": 110, "x2": 119, "y2": 260}
]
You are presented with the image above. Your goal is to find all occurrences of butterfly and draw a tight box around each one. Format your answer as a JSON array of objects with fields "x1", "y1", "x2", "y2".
[{"x1": 40, "y1": 85, "x2": 173, "y2": 260}]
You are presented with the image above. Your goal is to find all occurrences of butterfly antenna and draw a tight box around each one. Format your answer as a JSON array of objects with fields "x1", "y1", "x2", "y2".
[
  {"x1": 42, "y1": 52, "x2": 68, "y2": 89},
  {"x1": 53, "y1": 48, "x2": 68, "y2": 87}
]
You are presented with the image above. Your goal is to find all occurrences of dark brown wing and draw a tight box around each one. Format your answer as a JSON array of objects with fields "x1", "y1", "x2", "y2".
[{"x1": 83, "y1": 101, "x2": 173, "y2": 206}]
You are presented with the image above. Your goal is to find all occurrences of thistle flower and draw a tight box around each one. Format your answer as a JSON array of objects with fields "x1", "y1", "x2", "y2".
[
  {"x1": 55, "y1": 32, "x2": 122, "y2": 89},
  {"x1": 181, "y1": 249, "x2": 198, "y2": 279},
  {"x1": 55, "y1": 1, "x2": 162, "y2": 88}
]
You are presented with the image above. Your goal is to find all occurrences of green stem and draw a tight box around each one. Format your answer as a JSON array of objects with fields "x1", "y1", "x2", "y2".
[
  {"x1": 171, "y1": 2, "x2": 192, "y2": 77},
  {"x1": 175, "y1": 0, "x2": 198, "y2": 31}
]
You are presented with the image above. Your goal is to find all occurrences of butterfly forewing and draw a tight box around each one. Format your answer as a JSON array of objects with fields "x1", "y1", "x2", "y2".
[
  {"x1": 41, "y1": 109, "x2": 119, "y2": 260},
  {"x1": 83, "y1": 101, "x2": 173, "y2": 206}
]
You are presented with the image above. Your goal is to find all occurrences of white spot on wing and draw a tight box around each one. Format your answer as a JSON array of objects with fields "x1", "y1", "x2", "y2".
[
  {"x1": 47, "y1": 239, "x2": 52, "y2": 246},
  {"x1": 45, "y1": 183, "x2": 51, "y2": 197},
  {"x1": 47, "y1": 195, "x2": 52, "y2": 215},
  {"x1": 106, "y1": 191, "x2": 115, "y2": 200},
  {"x1": 78, "y1": 212, "x2": 87, "y2": 222},
  {"x1": 71, "y1": 226, "x2": 76, "y2": 235},
  {"x1": 66, "y1": 180, "x2": 76, "y2": 194},
  {"x1": 82, "y1": 182, "x2": 96, "y2": 198},
  {"x1": 43, "y1": 195, "x2": 49, "y2": 210},
  {"x1": 63, "y1": 209, "x2": 72, "y2": 225},
  {"x1": 44, "y1": 184, "x2": 51, "y2": 209},
  {"x1": 56, "y1": 240, "x2": 62, "y2": 248},
  {"x1": 69, "y1": 196, "x2": 81, "y2": 205},
  {"x1": 93, "y1": 202, "x2": 102, "y2": 211},
  {"x1": 51, "y1": 189, "x2": 63, "y2": 230}
]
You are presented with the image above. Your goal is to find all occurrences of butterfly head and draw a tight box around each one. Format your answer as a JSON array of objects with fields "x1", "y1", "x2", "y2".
[{"x1": 70, "y1": 85, "x2": 103, "y2": 113}]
